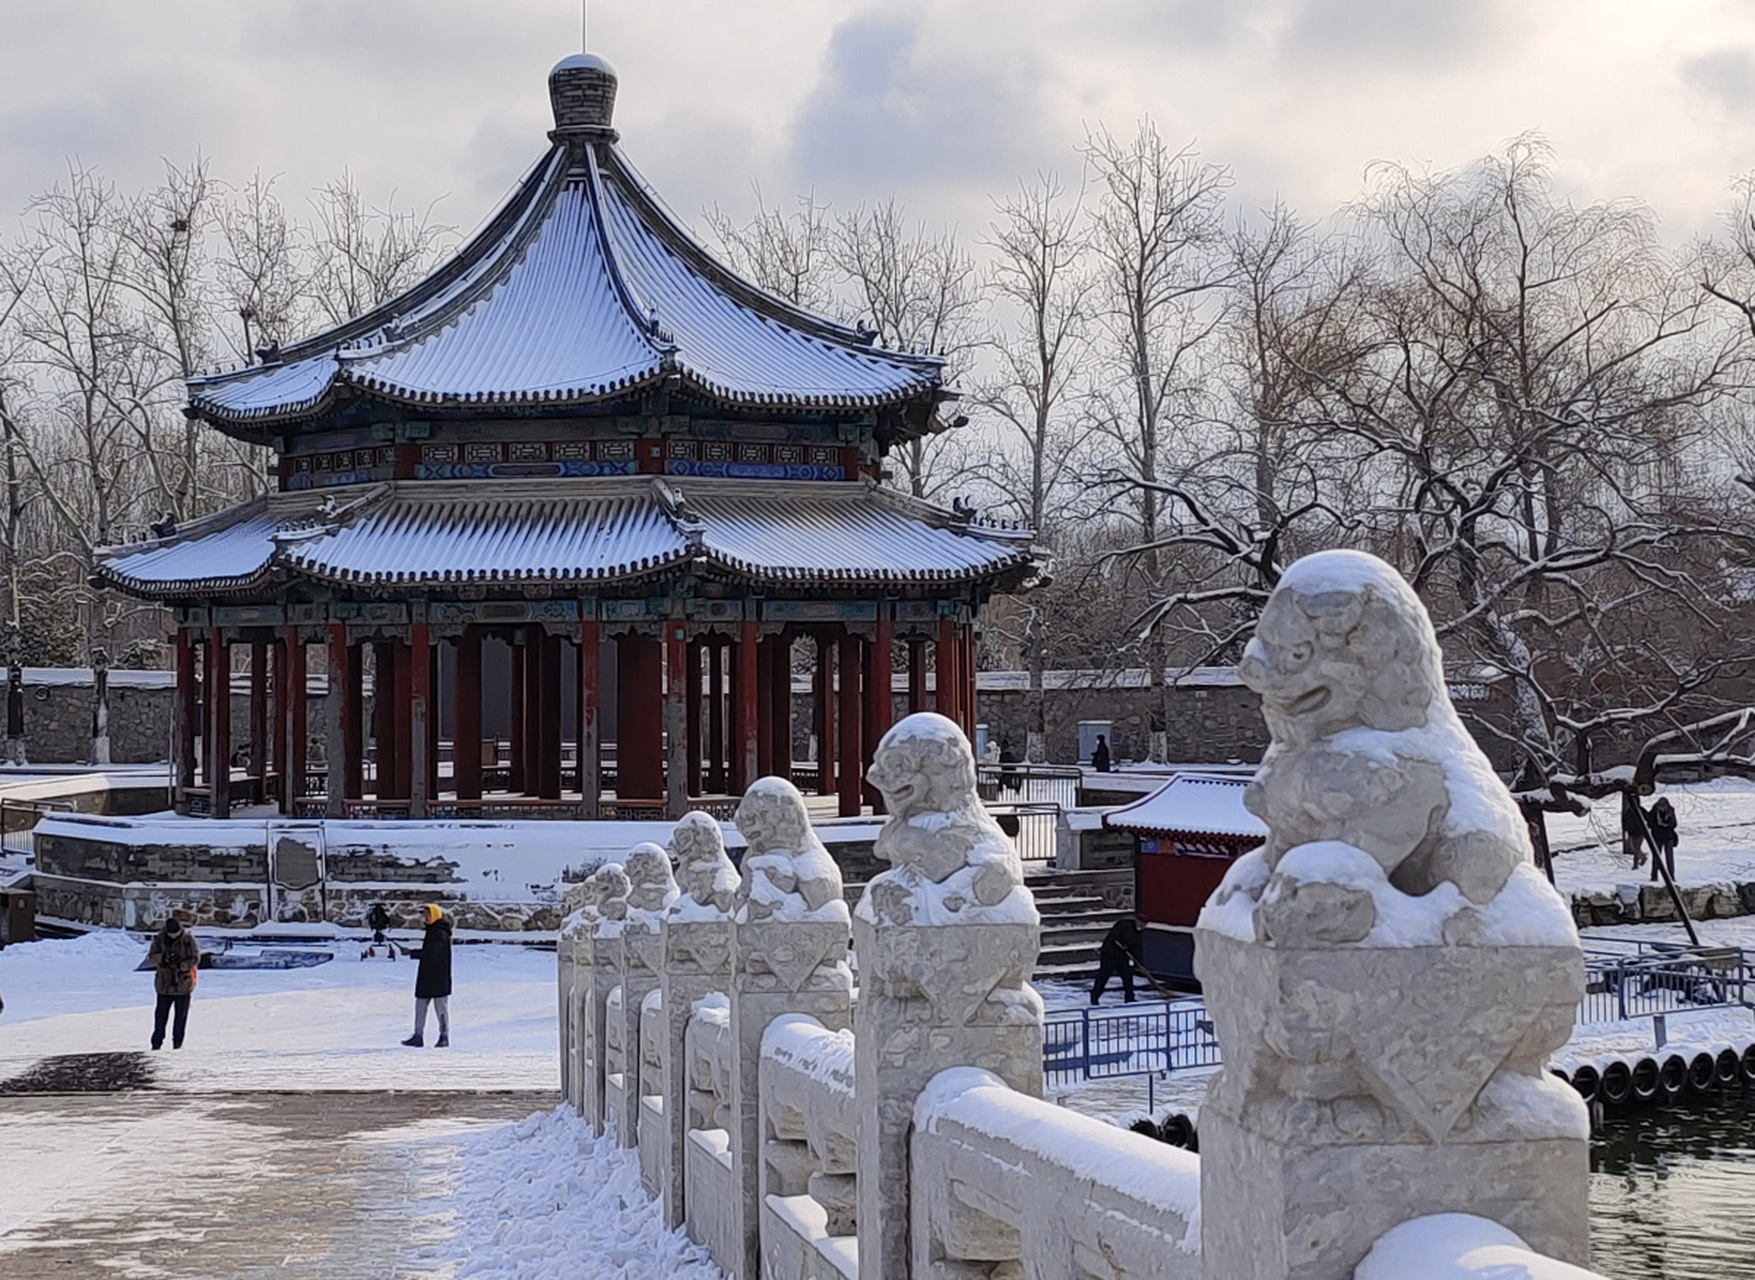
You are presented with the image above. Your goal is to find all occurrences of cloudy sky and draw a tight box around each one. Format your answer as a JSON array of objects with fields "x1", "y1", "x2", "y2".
[{"x1": 4, "y1": 0, "x2": 1755, "y2": 248}]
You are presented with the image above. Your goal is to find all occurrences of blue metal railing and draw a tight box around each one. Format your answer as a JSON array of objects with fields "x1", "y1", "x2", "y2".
[
  {"x1": 1578, "y1": 943, "x2": 1754, "y2": 1026},
  {"x1": 1043, "y1": 1000, "x2": 1221, "y2": 1110}
]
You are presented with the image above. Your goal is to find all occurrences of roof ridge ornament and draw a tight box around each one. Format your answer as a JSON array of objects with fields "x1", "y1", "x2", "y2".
[{"x1": 548, "y1": 53, "x2": 620, "y2": 143}]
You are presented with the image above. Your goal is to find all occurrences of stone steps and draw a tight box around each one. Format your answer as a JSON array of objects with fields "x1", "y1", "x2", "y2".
[{"x1": 1025, "y1": 868, "x2": 1137, "y2": 983}]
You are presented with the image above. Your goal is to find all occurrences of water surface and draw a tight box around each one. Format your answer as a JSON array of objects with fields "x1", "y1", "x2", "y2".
[{"x1": 1591, "y1": 1096, "x2": 1755, "y2": 1279}]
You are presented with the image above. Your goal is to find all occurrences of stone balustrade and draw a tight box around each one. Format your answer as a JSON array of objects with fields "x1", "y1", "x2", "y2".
[
  {"x1": 912, "y1": 1067, "x2": 1201, "y2": 1280},
  {"x1": 759, "y1": 1015, "x2": 858, "y2": 1280},
  {"x1": 559, "y1": 595, "x2": 1610, "y2": 1280}
]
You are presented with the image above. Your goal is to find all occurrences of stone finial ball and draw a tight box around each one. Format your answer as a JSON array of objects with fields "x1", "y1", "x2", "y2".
[{"x1": 670, "y1": 810, "x2": 725, "y2": 862}]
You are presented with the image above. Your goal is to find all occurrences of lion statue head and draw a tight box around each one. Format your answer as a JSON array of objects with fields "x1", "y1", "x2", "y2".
[
  {"x1": 669, "y1": 810, "x2": 740, "y2": 913},
  {"x1": 1238, "y1": 549, "x2": 1444, "y2": 748},
  {"x1": 623, "y1": 842, "x2": 678, "y2": 914},
  {"x1": 866, "y1": 711, "x2": 981, "y2": 823}
]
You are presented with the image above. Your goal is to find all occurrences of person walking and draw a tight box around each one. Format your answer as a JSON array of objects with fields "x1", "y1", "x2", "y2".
[
  {"x1": 1647, "y1": 796, "x2": 1679, "y2": 884},
  {"x1": 1090, "y1": 735, "x2": 1112, "y2": 773},
  {"x1": 1090, "y1": 915, "x2": 1140, "y2": 1004},
  {"x1": 402, "y1": 903, "x2": 452, "y2": 1047},
  {"x1": 147, "y1": 916, "x2": 201, "y2": 1050}
]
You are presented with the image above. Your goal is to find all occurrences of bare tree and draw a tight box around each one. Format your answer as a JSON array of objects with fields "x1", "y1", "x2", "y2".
[
  {"x1": 1082, "y1": 121, "x2": 1232, "y2": 748},
  {"x1": 1316, "y1": 138, "x2": 1753, "y2": 837},
  {"x1": 306, "y1": 171, "x2": 452, "y2": 326},
  {"x1": 216, "y1": 170, "x2": 308, "y2": 361},
  {"x1": 704, "y1": 189, "x2": 836, "y2": 312},
  {"x1": 830, "y1": 199, "x2": 985, "y2": 500},
  {"x1": 1126, "y1": 205, "x2": 1374, "y2": 667},
  {"x1": 974, "y1": 174, "x2": 1093, "y2": 748}
]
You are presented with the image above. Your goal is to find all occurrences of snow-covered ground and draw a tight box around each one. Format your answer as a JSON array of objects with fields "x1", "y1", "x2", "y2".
[
  {"x1": 404, "y1": 1107, "x2": 723, "y2": 1279},
  {"x1": 1551, "y1": 778, "x2": 1755, "y2": 896},
  {"x1": 0, "y1": 930, "x2": 558, "y2": 1091}
]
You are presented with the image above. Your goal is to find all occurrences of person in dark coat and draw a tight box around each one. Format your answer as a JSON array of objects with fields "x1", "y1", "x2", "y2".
[
  {"x1": 147, "y1": 917, "x2": 201, "y2": 1050},
  {"x1": 1647, "y1": 796, "x2": 1679, "y2": 883},
  {"x1": 403, "y1": 903, "x2": 453, "y2": 1047},
  {"x1": 1621, "y1": 789, "x2": 1649, "y2": 869},
  {"x1": 1090, "y1": 735, "x2": 1112, "y2": 773},
  {"x1": 1090, "y1": 916, "x2": 1140, "y2": 1004}
]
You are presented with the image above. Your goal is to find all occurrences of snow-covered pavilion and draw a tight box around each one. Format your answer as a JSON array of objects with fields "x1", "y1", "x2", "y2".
[{"x1": 96, "y1": 55, "x2": 1042, "y2": 821}]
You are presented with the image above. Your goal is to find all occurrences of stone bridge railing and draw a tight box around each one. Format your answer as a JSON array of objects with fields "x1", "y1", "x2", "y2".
[{"x1": 560, "y1": 677, "x2": 1609, "y2": 1279}]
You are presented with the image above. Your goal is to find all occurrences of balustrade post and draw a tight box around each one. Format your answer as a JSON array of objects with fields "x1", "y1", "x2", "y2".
[
  {"x1": 613, "y1": 843, "x2": 678, "y2": 1148},
  {"x1": 729, "y1": 777, "x2": 854, "y2": 1280},
  {"x1": 659, "y1": 811, "x2": 740, "y2": 1228},
  {"x1": 585, "y1": 864, "x2": 633, "y2": 1134},
  {"x1": 854, "y1": 712, "x2": 1043, "y2": 1280}
]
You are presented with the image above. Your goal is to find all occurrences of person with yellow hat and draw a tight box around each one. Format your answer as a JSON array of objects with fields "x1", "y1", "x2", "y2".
[{"x1": 402, "y1": 902, "x2": 453, "y2": 1047}]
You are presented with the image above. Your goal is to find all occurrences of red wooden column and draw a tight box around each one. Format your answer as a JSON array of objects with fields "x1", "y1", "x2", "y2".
[
  {"x1": 393, "y1": 640, "x2": 414, "y2": 801},
  {"x1": 269, "y1": 639, "x2": 286, "y2": 785},
  {"x1": 508, "y1": 638, "x2": 527, "y2": 794},
  {"x1": 455, "y1": 627, "x2": 483, "y2": 803},
  {"x1": 428, "y1": 646, "x2": 441, "y2": 800},
  {"x1": 936, "y1": 618, "x2": 959, "y2": 726},
  {"x1": 814, "y1": 635, "x2": 836, "y2": 797},
  {"x1": 370, "y1": 642, "x2": 399, "y2": 801},
  {"x1": 248, "y1": 641, "x2": 268, "y2": 797},
  {"x1": 837, "y1": 633, "x2": 863, "y2": 817},
  {"x1": 345, "y1": 640, "x2": 365, "y2": 802},
  {"x1": 685, "y1": 637, "x2": 703, "y2": 796},
  {"x1": 963, "y1": 624, "x2": 978, "y2": 739},
  {"x1": 736, "y1": 620, "x2": 759, "y2": 792},
  {"x1": 907, "y1": 639, "x2": 927, "y2": 713},
  {"x1": 209, "y1": 627, "x2": 231, "y2": 818},
  {"x1": 409, "y1": 621, "x2": 431, "y2": 817},
  {"x1": 282, "y1": 627, "x2": 306, "y2": 816},
  {"x1": 173, "y1": 628, "x2": 196, "y2": 806},
  {"x1": 578, "y1": 616, "x2": 600, "y2": 817},
  {"x1": 864, "y1": 612, "x2": 892, "y2": 812},
  {"x1": 324, "y1": 625, "x2": 349, "y2": 816},
  {"x1": 707, "y1": 638, "x2": 727, "y2": 794},
  {"x1": 768, "y1": 636, "x2": 792, "y2": 782},
  {"x1": 664, "y1": 620, "x2": 688, "y2": 817},
  {"x1": 616, "y1": 631, "x2": 664, "y2": 800},
  {"x1": 536, "y1": 631, "x2": 564, "y2": 799}
]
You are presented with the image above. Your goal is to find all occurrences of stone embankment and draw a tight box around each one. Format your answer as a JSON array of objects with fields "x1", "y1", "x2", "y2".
[{"x1": 1569, "y1": 880, "x2": 1755, "y2": 927}]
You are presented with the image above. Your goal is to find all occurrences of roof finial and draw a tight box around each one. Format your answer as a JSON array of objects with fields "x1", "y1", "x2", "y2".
[{"x1": 549, "y1": 51, "x2": 618, "y2": 140}]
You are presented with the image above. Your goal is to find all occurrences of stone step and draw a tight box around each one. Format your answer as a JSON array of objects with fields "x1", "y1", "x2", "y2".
[
  {"x1": 1032, "y1": 959, "x2": 1102, "y2": 983},
  {"x1": 1041, "y1": 921, "x2": 1124, "y2": 946},
  {"x1": 1035, "y1": 894, "x2": 1113, "y2": 916}
]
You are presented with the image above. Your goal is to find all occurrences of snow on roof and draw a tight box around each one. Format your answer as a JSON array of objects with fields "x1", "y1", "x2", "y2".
[
  {"x1": 96, "y1": 477, "x2": 1034, "y2": 595},
  {"x1": 185, "y1": 131, "x2": 941, "y2": 427},
  {"x1": 1103, "y1": 773, "x2": 1268, "y2": 840}
]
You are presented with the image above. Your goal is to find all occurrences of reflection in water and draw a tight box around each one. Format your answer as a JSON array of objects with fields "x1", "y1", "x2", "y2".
[{"x1": 1590, "y1": 1095, "x2": 1755, "y2": 1280}]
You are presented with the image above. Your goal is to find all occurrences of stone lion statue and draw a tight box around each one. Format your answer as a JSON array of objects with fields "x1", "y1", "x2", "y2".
[
  {"x1": 562, "y1": 862, "x2": 622, "y2": 919},
  {"x1": 732, "y1": 776, "x2": 846, "y2": 924},
  {"x1": 862, "y1": 712, "x2": 1030, "y2": 927},
  {"x1": 668, "y1": 810, "x2": 740, "y2": 915},
  {"x1": 593, "y1": 863, "x2": 632, "y2": 925},
  {"x1": 623, "y1": 842, "x2": 679, "y2": 915},
  {"x1": 1231, "y1": 549, "x2": 1527, "y2": 940}
]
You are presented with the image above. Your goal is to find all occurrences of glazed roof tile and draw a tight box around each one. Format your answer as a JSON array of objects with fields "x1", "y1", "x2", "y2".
[
  {"x1": 186, "y1": 145, "x2": 941, "y2": 427},
  {"x1": 97, "y1": 479, "x2": 1037, "y2": 597},
  {"x1": 1103, "y1": 773, "x2": 1269, "y2": 841}
]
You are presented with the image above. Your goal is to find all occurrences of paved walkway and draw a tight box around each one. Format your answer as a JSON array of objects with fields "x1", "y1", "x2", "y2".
[{"x1": 0, "y1": 1086, "x2": 553, "y2": 1278}]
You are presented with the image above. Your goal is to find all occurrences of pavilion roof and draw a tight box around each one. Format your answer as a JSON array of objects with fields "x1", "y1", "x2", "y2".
[
  {"x1": 1103, "y1": 773, "x2": 1268, "y2": 842},
  {"x1": 185, "y1": 67, "x2": 945, "y2": 432},
  {"x1": 96, "y1": 478, "x2": 1040, "y2": 599}
]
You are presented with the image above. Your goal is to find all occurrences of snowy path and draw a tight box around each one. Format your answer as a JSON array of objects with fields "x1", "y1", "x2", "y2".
[
  {"x1": 0, "y1": 932, "x2": 724, "y2": 1277},
  {"x1": 1550, "y1": 778, "x2": 1755, "y2": 896}
]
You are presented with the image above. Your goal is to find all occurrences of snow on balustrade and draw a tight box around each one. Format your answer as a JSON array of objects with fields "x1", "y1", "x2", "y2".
[
  {"x1": 681, "y1": 993, "x2": 738, "y2": 1273},
  {"x1": 759, "y1": 1015, "x2": 859, "y2": 1280},
  {"x1": 1356, "y1": 1214, "x2": 1611, "y2": 1280},
  {"x1": 912, "y1": 1067, "x2": 1201, "y2": 1279}
]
